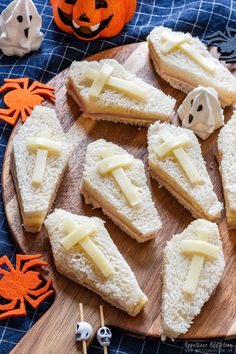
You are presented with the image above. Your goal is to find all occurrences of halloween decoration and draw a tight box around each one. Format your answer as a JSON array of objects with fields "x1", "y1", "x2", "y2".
[
  {"x1": 75, "y1": 321, "x2": 93, "y2": 342},
  {"x1": 50, "y1": 0, "x2": 136, "y2": 41},
  {"x1": 178, "y1": 86, "x2": 224, "y2": 140},
  {"x1": 0, "y1": 254, "x2": 54, "y2": 320},
  {"x1": 206, "y1": 28, "x2": 236, "y2": 63},
  {"x1": 0, "y1": 0, "x2": 43, "y2": 57},
  {"x1": 97, "y1": 305, "x2": 112, "y2": 354},
  {"x1": 0, "y1": 78, "x2": 55, "y2": 125},
  {"x1": 76, "y1": 303, "x2": 91, "y2": 354}
]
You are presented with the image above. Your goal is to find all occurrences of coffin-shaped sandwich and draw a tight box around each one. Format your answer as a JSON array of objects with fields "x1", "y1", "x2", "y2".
[
  {"x1": 66, "y1": 58, "x2": 176, "y2": 125},
  {"x1": 217, "y1": 112, "x2": 236, "y2": 228},
  {"x1": 11, "y1": 106, "x2": 71, "y2": 232},
  {"x1": 162, "y1": 219, "x2": 225, "y2": 339},
  {"x1": 45, "y1": 209, "x2": 148, "y2": 316},
  {"x1": 147, "y1": 122, "x2": 222, "y2": 221},
  {"x1": 81, "y1": 139, "x2": 162, "y2": 242},
  {"x1": 147, "y1": 26, "x2": 236, "y2": 107}
]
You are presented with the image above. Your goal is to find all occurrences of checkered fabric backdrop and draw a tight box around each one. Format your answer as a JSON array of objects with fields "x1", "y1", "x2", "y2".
[{"x1": 0, "y1": 0, "x2": 236, "y2": 353}]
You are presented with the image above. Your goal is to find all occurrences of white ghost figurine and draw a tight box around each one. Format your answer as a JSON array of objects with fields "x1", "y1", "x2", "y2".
[
  {"x1": 178, "y1": 86, "x2": 224, "y2": 140},
  {"x1": 0, "y1": 0, "x2": 43, "y2": 57}
]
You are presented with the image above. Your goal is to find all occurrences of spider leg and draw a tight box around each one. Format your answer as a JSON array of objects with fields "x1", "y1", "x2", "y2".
[
  {"x1": 22, "y1": 259, "x2": 48, "y2": 273},
  {"x1": 25, "y1": 289, "x2": 54, "y2": 309},
  {"x1": 21, "y1": 108, "x2": 30, "y2": 123},
  {"x1": 226, "y1": 27, "x2": 236, "y2": 38},
  {"x1": 31, "y1": 89, "x2": 56, "y2": 102},
  {"x1": 16, "y1": 254, "x2": 42, "y2": 271},
  {"x1": 0, "y1": 255, "x2": 15, "y2": 272},
  {"x1": 4, "y1": 78, "x2": 29, "y2": 90},
  {"x1": 29, "y1": 81, "x2": 55, "y2": 92},
  {"x1": 0, "y1": 110, "x2": 20, "y2": 125},
  {"x1": 0, "y1": 299, "x2": 18, "y2": 311},
  {"x1": 220, "y1": 52, "x2": 236, "y2": 62},
  {"x1": 205, "y1": 31, "x2": 228, "y2": 41},
  {"x1": 0, "y1": 83, "x2": 21, "y2": 93},
  {"x1": 0, "y1": 298, "x2": 26, "y2": 320},
  {"x1": 28, "y1": 278, "x2": 53, "y2": 296}
]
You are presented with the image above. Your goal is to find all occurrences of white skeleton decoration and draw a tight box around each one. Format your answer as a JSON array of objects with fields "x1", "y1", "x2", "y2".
[
  {"x1": 0, "y1": 0, "x2": 43, "y2": 57},
  {"x1": 75, "y1": 321, "x2": 93, "y2": 342},
  {"x1": 178, "y1": 86, "x2": 224, "y2": 140},
  {"x1": 97, "y1": 326, "x2": 112, "y2": 347}
]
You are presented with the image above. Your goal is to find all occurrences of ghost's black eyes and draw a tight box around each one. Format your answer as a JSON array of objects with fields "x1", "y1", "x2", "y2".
[
  {"x1": 17, "y1": 15, "x2": 23, "y2": 23},
  {"x1": 29, "y1": 15, "x2": 32, "y2": 21},
  {"x1": 100, "y1": 328, "x2": 105, "y2": 334},
  {"x1": 197, "y1": 104, "x2": 203, "y2": 112},
  {"x1": 95, "y1": 0, "x2": 108, "y2": 9},
  {"x1": 190, "y1": 99, "x2": 193, "y2": 106}
]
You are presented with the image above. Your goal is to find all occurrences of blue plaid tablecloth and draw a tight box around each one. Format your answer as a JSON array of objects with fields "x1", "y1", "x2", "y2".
[{"x1": 0, "y1": 0, "x2": 236, "y2": 353}]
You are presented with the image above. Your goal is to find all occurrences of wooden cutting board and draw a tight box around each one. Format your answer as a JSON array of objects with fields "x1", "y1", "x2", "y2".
[{"x1": 2, "y1": 42, "x2": 236, "y2": 354}]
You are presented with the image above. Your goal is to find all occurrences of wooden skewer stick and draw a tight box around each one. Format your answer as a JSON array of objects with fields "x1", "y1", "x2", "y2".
[
  {"x1": 99, "y1": 305, "x2": 108, "y2": 354},
  {"x1": 79, "y1": 303, "x2": 87, "y2": 354}
]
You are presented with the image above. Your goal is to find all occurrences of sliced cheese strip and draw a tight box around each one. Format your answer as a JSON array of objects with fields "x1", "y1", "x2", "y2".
[
  {"x1": 173, "y1": 147, "x2": 203, "y2": 186},
  {"x1": 88, "y1": 63, "x2": 114, "y2": 98},
  {"x1": 182, "y1": 228, "x2": 208, "y2": 295},
  {"x1": 62, "y1": 219, "x2": 114, "y2": 278},
  {"x1": 181, "y1": 43, "x2": 215, "y2": 74},
  {"x1": 26, "y1": 137, "x2": 61, "y2": 156},
  {"x1": 100, "y1": 149, "x2": 141, "y2": 207},
  {"x1": 156, "y1": 134, "x2": 191, "y2": 158},
  {"x1": 86, "y1": 68, "x2": 147, "y2": 100},
  {"x1": 181, "y1": 239, "x2": 219, "y2": 258},
  {"x1": 160, "y1": 31, "x2": 190, "y2": 54},
  {"x1": 32, "y1": 149, "x2": 48, "y2": 187},
  {"x1": 97, "y1": 154, "x2": 133, "y2": 175},
  {"x1": 112, "y1": 168, "x2": 141, "y2": 207},
  {"x1": 80, "y1": 237, "x2": 114, "y2": 278},
  {"x1": 160, "y1": 30, "x2": 215, "y2": 74},
  {"x1": 158, "y1": 130, "x2": 202, "y2": 185},
  {"x1": 182, "y1": 255, "x2": 205, "y2": 295},
  {"x1": 61, "y1": 221, "x2": 96, "y2": 250}
]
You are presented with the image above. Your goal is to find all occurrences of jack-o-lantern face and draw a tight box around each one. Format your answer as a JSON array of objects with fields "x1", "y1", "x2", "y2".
[{"x1": 50, "y1": 0, "x2": 136, "y2": 40}]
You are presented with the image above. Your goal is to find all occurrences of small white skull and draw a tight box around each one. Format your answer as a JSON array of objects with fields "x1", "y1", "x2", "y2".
[
  {"x1": 0, "y1": 0, "x2": 43, "y2": 57},
  {"x1": 75, "y1": 321, "x2": 93, "y2": 342},
  {"x1": 178, "y1": 86, "x2": 224, "y2": 140},
  {"x1": 97, "y1": 326, "x2": 112, "y2": 347}
]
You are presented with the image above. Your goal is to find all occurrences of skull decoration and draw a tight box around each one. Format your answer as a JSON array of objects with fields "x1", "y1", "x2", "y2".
[
  {"x1": 96, "y1": 326, "x2": 112, "y2": 347},
  {"x1": 75, "y1": 321, "x2": 93, "y2": 342},
  {"x1": 178, "y1": 86, "x2": 224, "y2": 140},
  {"x1": 0, "y1": 0, "x2": 43, "y2": 57}
]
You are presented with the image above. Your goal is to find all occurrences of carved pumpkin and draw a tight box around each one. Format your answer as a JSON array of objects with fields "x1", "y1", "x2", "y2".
[{"x1": 50, "y1": 0, "x2": 136, "y2": 40}]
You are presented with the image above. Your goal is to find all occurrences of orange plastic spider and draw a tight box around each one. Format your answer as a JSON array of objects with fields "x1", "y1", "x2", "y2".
[
  {"x1": 0, "y1": 254, "x2": 54, "y2": 320},
  {"x1": 0, "y1": 78, "x2": 55, "y2": 125}
]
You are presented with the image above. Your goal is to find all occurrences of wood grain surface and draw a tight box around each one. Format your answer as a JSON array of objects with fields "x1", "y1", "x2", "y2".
[{"x1": 2, "y1": 42, "x2": 236, "y2": 354}]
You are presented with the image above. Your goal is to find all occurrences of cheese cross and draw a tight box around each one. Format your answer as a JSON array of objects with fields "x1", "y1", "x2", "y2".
[
  {"x1": 86, "y1": 64, "x2": 147, "y2": 100},
  {"x1": 181, "y1": 228, "x2": 220, "y2": 295},
  {"x1": 160, "y1": 30, "x2": 215, "y2": 74},
  {"x1": 156, "y1": 130, "x2": 203, "y2": 186},
  {"x1": 26, "y1": 132, "x2": 62, "y2": 187},
  {"x1": 97, "y1": 149, "x2": 141, "y2": 207},
  {"x1": 61, "y1": 219, "x2": 114, "y2": 278}
]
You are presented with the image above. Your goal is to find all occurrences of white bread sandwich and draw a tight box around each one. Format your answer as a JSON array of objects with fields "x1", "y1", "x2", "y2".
[
  {"x1": 217, "y1": 112, "x2": 236, "y2": 228},
  {"x1": 66, "y1": 58, "x2": 176, "y2": 125},
  {"x1": 81, "y1": 139, "x2": 162, "y2": 242},
  {"x1": 45, "y1": 209, "x2": 148, "y2": 316},
  {"x1": 147, "y1": 26, "x2": 236, "y2": 107},
  {"x1": 162, "y1": 219, "x2": 225, "y2": 339},
  {"x1": 11, "y1": 106, "x2": 71, "y2": 233},
  {"x1": 147, "y1": 122, "x2": 222, "y2": 221}
]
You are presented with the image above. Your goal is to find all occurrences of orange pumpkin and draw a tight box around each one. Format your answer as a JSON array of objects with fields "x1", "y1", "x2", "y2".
[{"x1": 50, "y1": 0, "x2": 136, "y2": 40}]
